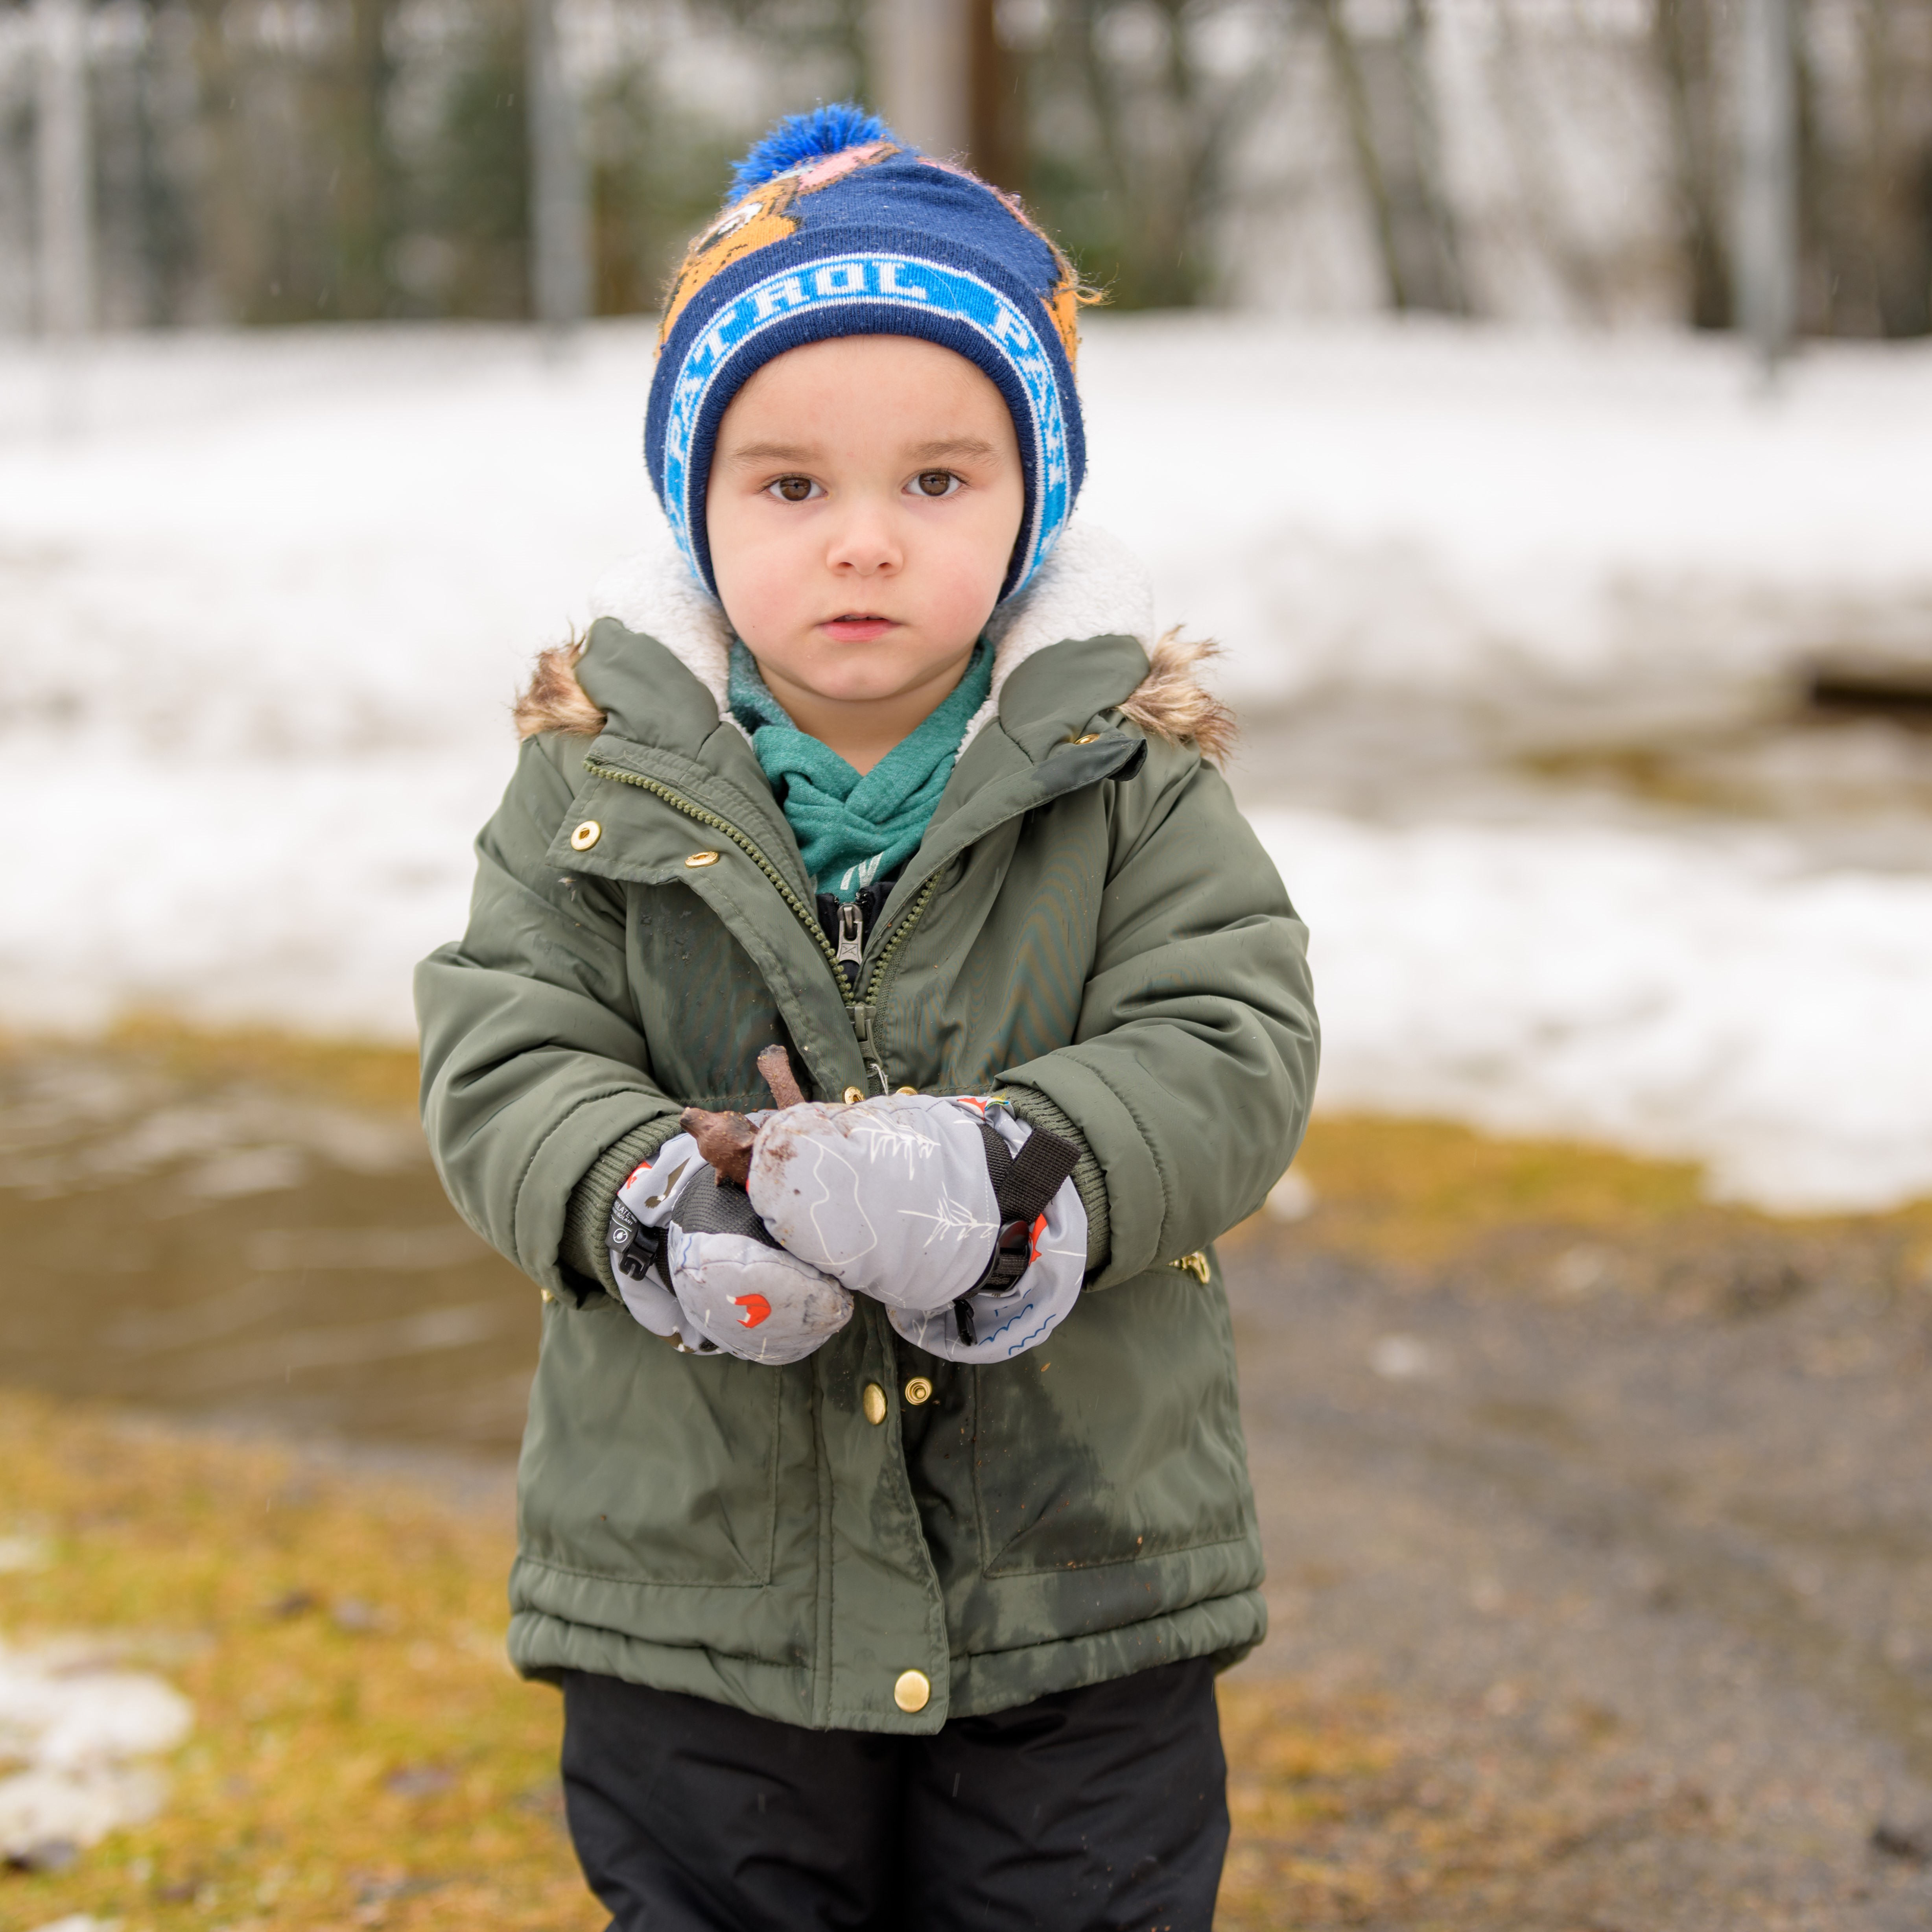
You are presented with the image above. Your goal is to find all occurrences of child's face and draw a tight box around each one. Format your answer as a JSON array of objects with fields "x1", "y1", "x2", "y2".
[{"x1": 706, "y1": 335, "x2": 1024, "y2": 717}]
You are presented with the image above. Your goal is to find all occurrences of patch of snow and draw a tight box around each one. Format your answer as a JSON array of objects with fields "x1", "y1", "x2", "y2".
[
  {"x1": 1371, "y1": 1334, "x2": 1444, "y2": 1381},
  {"x1": 1080, "y1": 318, "x2": 1932, "y2": 707},
  {"x1": 0, "y1": 739, "x2": 501, "y2": 1042},
  {"x1": 0, "y1": 1641, "x2": 192, "y2": 1860},
  {"x1": 1265, "y1": 1170, "x2": 1319, "y2": 1222},
  {"x1": 1262, "y1": 809, "x2": 1932, "y2": 1213}
]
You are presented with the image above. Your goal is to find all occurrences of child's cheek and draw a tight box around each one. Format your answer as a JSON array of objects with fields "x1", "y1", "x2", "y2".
[{"x1": 713, "y1": 531, "x2": 796, "y2": 652}]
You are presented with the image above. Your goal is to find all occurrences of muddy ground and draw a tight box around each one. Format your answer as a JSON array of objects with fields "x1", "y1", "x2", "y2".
[
  {"x1": 1218, "y1": 1214, "x2": 1932, "y2": 1929},
  {"x1": 6, "y1": 1036, "x2": 1932, "y2": 1927}
]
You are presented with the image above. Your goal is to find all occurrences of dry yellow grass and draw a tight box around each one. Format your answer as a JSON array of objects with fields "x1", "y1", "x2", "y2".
[
  {"x1": 1293, "y1": 1113, "x2": 1705, "y2": 1247},
  {"x1": 1252, "y1": 1112, "x2": 1932, "y2": 1276},
  {"x1": 96, "y1": 1014, "x2": 427, "y2": 1115},
  {"x1": 0, "y1": 1393, "x2": 588, "y2": 1932}
]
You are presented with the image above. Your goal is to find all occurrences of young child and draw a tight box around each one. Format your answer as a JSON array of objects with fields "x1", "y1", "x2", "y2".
[{"x1": 417, "y1": 103, "x2": 1318, "y2": 1931}]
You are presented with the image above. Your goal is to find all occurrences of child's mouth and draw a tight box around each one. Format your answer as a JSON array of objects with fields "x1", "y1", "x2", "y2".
[{"x1": 820, "y1": 615, "x2": 897, "y2": 642}]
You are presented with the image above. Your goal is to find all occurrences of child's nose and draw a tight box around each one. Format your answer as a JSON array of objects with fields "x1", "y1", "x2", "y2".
[{"x1": 824, "y1": 500, "x2": 902, "y2": 576}]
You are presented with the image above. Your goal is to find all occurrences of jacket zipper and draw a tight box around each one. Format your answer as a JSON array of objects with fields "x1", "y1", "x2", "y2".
[
  {"x1": 852, "y1": 872, "x2": 942, "y2": 1093},
  {"x1": 584, "y1": 761, "x2": 942, "y2": 1084},
  {"x1": 834, "y1": 901, "x2": 865, "y2": 974},
  {"x1": 860, "y1": 873, "x2": 940, "y2": 1006}
]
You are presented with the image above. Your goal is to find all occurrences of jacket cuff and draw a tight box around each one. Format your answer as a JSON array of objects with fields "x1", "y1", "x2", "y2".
[
  {"x1": 1002, "y1": 1086, "x2": 1110, "y2": 1274},
  {"x1": 560, "y1": 1117, "x2": 684, "y2": 1301}
]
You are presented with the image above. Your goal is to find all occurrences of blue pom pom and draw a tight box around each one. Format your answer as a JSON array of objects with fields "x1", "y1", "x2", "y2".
[{"x1": 728, "y1": 104, "x2": 903, "y2": 198}]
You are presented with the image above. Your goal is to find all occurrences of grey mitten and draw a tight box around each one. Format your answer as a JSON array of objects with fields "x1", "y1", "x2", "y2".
[
  {"x1": 608, "y1": 1132, "x2": 854, "y2": 1364},
  {"x1": 745, "y1": 1094, "x2": 1085, "y2": 1357}
]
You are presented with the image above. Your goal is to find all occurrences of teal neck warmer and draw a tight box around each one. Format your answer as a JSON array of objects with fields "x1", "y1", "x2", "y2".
[{"x1": 729, "y1": 637, "x2": 994, "y2": 901}]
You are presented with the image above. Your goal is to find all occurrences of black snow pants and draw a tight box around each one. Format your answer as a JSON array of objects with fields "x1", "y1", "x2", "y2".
[{"x1": 558, "y1": 1657, "x2": 1230, "y2": 1931}]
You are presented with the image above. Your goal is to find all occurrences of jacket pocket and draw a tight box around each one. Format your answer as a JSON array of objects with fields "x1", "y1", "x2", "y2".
[
  {"x1": 971, "y1": 1264, "x2": 1255, "y2": 1575},
  {"x1": 517, "y1": 1300, "x2": 783, "y2": 1587}
]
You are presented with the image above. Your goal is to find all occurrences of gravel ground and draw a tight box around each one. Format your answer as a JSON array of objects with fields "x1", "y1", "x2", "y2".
[{"x1": 1219, "y1": 1216, "x2": 1932, "y2": 1928}]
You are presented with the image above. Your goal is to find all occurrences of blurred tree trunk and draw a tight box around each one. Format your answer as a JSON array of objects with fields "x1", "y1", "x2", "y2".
[
  {"x1": 1654, "y1": 0, "x2": 1733, "y2": 328},
  {"x1": 329, "y1": 0, "x2": 398, "y2": 316},
  {"x1": 34, "y1": 0, "x2": 95, "y2": 335},
  {"x1": 1487, "y1": 0, "x2": 1609, "y2": 322},
  {"x1": 527, "y1": 0, "x2": 589, "y2": 329},
  {"x1": 1396, "y1": 0, "x2": 1466, "y2": 313},
  {"x1": 1314, "y1": 0, "x2": 1405, "y2": 306},
  {"x1": 969, "y1": 0, "x2": 1024, "y2": 191},
  {"x1": 1791, "y1": 0, "x2": 1931, "y2": 337},
  {"x1": 1314, "y1": 0, "x2": 1466, "y2": 313},
  {"x1": 872, "y1": 0, "x2": 971, "y2": 155},
  {"x1": 1735, "y1": 0, "x2": 1797, "y2": 362},
  {"x1": 1040, "y1": 0, "x2": 1278, "y2": 306},
  {"x1": 1855, "y1": 0, "x2": 1932, "y2": 334}
]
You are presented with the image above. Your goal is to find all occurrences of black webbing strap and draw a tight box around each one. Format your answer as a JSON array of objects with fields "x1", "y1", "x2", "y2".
[
  {"x1": 955, "y1": 1120, "x2": 1082, "y2": 1341},
  {"x1": 978, "y1": 1119, "x2": 1082, "y2": 1226}
]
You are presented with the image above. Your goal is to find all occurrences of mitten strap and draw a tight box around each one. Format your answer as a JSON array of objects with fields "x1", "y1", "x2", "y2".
[
  {"x1": 978, "y1": 1118, "x2": 1082, "y2": 1225},
  {"x1": 960, "y1": 1119, "x2": 1083, "y2": 1330}
]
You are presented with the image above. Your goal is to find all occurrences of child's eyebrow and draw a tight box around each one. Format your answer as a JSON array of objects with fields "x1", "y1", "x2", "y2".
[
  {"x1": 723, "y1": 440, "x2": 819, "y2": 467},
  {"x1": 909, "y1": 437, "x2": 997, "y2": 461}
]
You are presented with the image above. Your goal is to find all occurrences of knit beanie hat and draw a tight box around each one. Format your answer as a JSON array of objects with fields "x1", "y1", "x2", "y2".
[{"x1": 645, "y1": 104, "x2": 1088, "y2": 605}]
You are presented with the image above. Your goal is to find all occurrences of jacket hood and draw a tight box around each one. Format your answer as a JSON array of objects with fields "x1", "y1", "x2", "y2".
[{"x1": 513, "y1": 517, "x2": 1233, "y2": 763}]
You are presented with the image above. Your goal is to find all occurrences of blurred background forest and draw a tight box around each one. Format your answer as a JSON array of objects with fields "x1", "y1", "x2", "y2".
[{"x1": 3, "y1": 0, "x2": 1931, "y2": 339}]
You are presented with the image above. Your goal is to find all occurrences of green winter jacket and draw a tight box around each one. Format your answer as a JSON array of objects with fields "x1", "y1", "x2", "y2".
[{"x1": 415, "y1": 522, "x2": 1318, "y2": 1735}]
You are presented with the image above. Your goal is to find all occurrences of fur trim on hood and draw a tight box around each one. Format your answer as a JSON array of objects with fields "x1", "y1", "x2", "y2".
[{"x1": 512, "y1": 517, "x2": 1234, "y2": 763}]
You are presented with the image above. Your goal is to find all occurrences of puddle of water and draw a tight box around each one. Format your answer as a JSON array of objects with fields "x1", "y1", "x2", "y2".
[{"x1": 0, "y1": 1045, "x2": 539, "y2": 1452}]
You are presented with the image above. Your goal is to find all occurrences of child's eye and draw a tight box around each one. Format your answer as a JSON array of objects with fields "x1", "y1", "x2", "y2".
[
  {"x1": 767, "y1": 476, "x2": 820, "y2": 503},
  {"x1": 911, "y1": 470, "x2": 960, "y2": 499}
]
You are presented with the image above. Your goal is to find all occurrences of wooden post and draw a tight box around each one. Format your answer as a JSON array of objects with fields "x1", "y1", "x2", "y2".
[
  {"x1": 527, "y1": 0, "x2": 590, "y2": 332},
  {"x1": 967, "y1": 0, "x2": 1021, "y2": 190},
  {"x1": 1735, "y1": 0, "x2": 1797, "y2": 369},
  {"x1": 35, "y1": 0, "x2": 94, "y2": 337},
  {"x1": 871, "y1": 0, "x2": 971, "y2": 158}
]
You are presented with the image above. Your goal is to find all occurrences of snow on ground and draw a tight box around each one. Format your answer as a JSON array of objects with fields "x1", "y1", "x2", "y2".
[
  {"x1": 1080, "y1": 318, "x2": 1932, "y2": 704},
  {"x1": 1, "y1": 318, "x2": 1929, "y2": 1209},
  {"x1": 0, "y1": 1631, "x2": 192, "y2": 1862},
  {"x1": 1260, "y1": 811, "x2": 1932, "y2": 1214}
]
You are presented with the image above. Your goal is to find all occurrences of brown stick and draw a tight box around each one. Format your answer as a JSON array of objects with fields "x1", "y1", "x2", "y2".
[
  {"x1": 681, "y1": 1045, "x2": 808, "y2": 1187},
  {"x1": 756, "y1": 1043, "x2": 806, "y2": 1110}
]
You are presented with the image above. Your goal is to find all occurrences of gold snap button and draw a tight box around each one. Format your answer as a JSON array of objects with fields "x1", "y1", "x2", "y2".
[
  {"x1": 894, "y1": 1669, "x2": 931, "y2": 1713},
  {"x1": 684, "y1": 850, "x2": 720, "y2": 868},
  {"x1": 1069, "y1": 732, "x2": 1101, "y2": 745},
  {"x1": 540, "y1": 1287, "x2": 557, "y2": 1303},
  {"x1": 895, "y1": 1085, "x2": 919, "y2": 1096},
  {"x1": 842, "y1": 1085, "x2": 865, "y2": 1105},
  {"x1": 903, "y1": 1376, "x2": 933, "y2": 1407},
  {"x1": 861, "y1": 1382, "x2": 887, "y2": 1425},
  {"x1": 570, "y1": 820, "x2": 601, "y2": 851}
]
